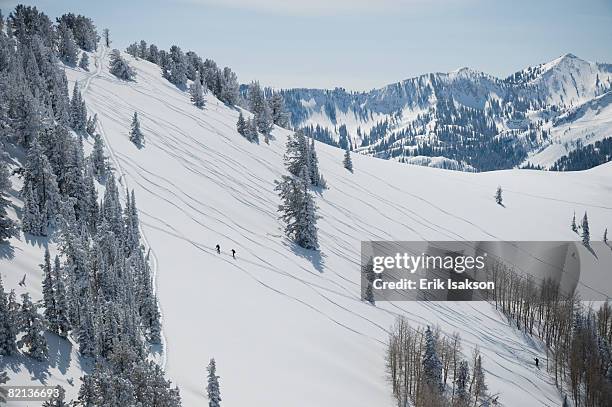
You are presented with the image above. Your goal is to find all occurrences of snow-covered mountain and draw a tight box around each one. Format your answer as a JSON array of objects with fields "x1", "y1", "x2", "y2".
[
  {"x1": 282, "y1": 54, "x2": 612, "y2": 171},
  {"x1": 2, "y1": 46, "x2": 612, "y2": 406}
]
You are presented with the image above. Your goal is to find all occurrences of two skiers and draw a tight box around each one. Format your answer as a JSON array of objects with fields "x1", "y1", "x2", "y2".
[{"x1": 215, "y1": 244, "x2": 236, "y2": 259}]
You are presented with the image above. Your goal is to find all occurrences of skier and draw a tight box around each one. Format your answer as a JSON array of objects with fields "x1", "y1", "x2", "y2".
[
  {"x1": 534, "y1": 357, "x2": 539, "y2": 368},
  {"x1": 231, "y1": 249, "x2": 236, "y2": 259},
  {"x1": 215, "y1": 244, "x2": 220, "y2": 254},
  {"x1": 18, "y1": 274, "x2": 26, "y2": 287}
]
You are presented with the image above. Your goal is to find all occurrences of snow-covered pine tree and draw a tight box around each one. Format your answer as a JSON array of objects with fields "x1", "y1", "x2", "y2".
[
  {"x1": 308, "y1": 137, "x2": 325, "y2": 187},
  {"x1": 21, "y1": 139, "x2": 61, "y2": 236},
  {"x1": 41, "y1": 248, "x2": 59, "y2": 334},
  {"x1": 168, "y1": 45, "x2": 187, "y2": 87},
  {"x1": 0, "y1": 148, "x2": 17, "y2": 242},
  {"x1": 284, "y1": 130, "x2": 309, "y2": 178},
  {"x1": 103, "y1": 28, "x2": 110, "y2": 47},
  {"x1": 207, "y1": 358, "x2": 221, "y2": 407},
  {"x1": 581, "y1": 212, "x2": 590, "y2": 246},
  {"x1": 422, "y1": 325, "x2": 443, "y2": 392},
  {"x1": 269, "y1": 92, "x2": 289, "y2": 127},
  {"x1": 109, "y1": 49, "x2": 135, "y2": 80},
  {"x1": 79, "y1": 52, "x2": 89, "y2": 70},
  {"x1": 0, "y1": 370, "x2": 7, "y2": 403},
  {"x1": 190, "y1": 71, "x2": 205, "y2": 108},
  {"x1": 343, "y1": 148, "x2": 353, "y2": 172},
  {"x1": 495, "y1": 185, "x2": 503, "y2": 206},
  {"x1": 70, "y1": 83, "x2": 87, "y2": 132},
  {"x1": 91, "y1": 132, "x2": 106, "y2": 180},
  {"x1": 17, "y1": 292, "x2": 48, "y2": 360},
  {"x1": 129, "y1": 112, "x2": 144, "y2": 148},
  {"x1": 236, "y1": 112, "x2": 246, "y2": 137},
  {"x1": 57, "y1": 20, "x2": 78, "y2": 65},
  {"x1": 53, "y1": 255, "x2": 71, "y2": 337},
  {"x1": 295, "y1": 167, "x2": 319, "y2": 250},
  {"x1": 571, "y1": 212, "x2": 578, "y2": 233},
  {"x1": 42, "y1": 385, "x2": 68, "y2": 407},
  {"x1": 0, "y1": 274, "x2": 17, "y2": 356},
  {"x1": 246, "y1": 117, "x2": 258, "y2": 142},
  {"x1": 219, "y1": 67, "x2": 239, "y2": 106},
  {"x1": 86, "y1": 113, "x2": 97, "y2": 135}
]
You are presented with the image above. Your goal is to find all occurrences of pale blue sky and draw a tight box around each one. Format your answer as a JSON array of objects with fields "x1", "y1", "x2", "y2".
[{"x1": 1, "y1": 0, "x2": 611, "y2": 90}]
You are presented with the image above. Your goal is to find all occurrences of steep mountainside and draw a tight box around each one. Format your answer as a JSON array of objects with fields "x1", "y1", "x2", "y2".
[
  {"x1": 3, "y1": 47, "x2": 612, "y2": 406},
  {"x1": 282, "y1": 54, "x2": 612, "y2": 171}
]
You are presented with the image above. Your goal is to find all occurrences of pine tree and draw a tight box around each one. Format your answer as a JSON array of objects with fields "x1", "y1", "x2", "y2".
[
  {"x1": 308, "y1": 137, "x2": 324, "y2": 187},
  {"x1": 91, "y1": 132, "x2": 106, "y2": 180},
  {"x1": 129, "y1": 112, "x2": 144, "y2": 148},
  {"x1": 109, "y1": 49, "x2": 135, "y2": 80},
  {"x1": 53, "y1": 256, "x2": 71, "y2": 337},
  {"x1": 343, "y1": 148, "x2": 353, "y2": 172},
  {"x1": 0, "y1": 371, "x2": 8, "y2": 403},
  {"x1": 422, "y1": 325, "x2": 443, "y2": 392},
  {"x1": 571, "y1": 212, "x2": 578, "y2": 233},
  {"x1": 42, "y1": 385, "x2": 68, "y2": 407},
  {"x1": 41, "y1": 248, "x2": 58, "y2": 333},
  {"x1": 103, "y1": 28, "x2": 110, "y2": 47},
  {"x1": 190, "y1": 72, "x2": 205, "y2": 108},
  {"x1": 269, "y1": 93, "x2": 289, "y2": 127},
  {"x1": 57, "y1": 20, "x2": 78, "y2": 65},
  {"x1": 236, "y1": 112, "x2": 246, "y2": 137},
  {"x1": 0, "y1": 275, "x2": 17, "y2": 356},
  {"x1": 70, "y1": 83, "x2": 87, "y2": 132},
  {"x1": 0, "y1": 148, "x2": 17, "y2": 242},
  {"x1": 495, "y1": 185, "x2": 503, "y2": 206},
  {"x1": 86, "y1": 113, "x2": 97, "y2": 135},
  {"x1": 79, "y1": 52, "x2": 89, "y2": 70},
  {"x1": 207, "y1": 358, "x2": 221, "y2": 407},
  {"x1": 581, "y1": 212, "x2": 590, "y2": 246},
  {"x1": 471, "y1": 355, "x2": 488, "y2": 403},
  {"x1": 17, "y1": 293, "x2": 48, "y2": 360},
  {"x1": 295, "y1": 168, "x2": 319, "y2": 250}
]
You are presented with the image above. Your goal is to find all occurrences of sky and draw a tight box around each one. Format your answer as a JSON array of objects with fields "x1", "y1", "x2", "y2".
[{"x1": 1, "y1": 0, "x2": 611, "y2": 90}]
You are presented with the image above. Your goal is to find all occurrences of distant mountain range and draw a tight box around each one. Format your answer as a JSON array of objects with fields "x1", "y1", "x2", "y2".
[{"x1": 280, "y1": 54, "x2": 612, "y2": 171}]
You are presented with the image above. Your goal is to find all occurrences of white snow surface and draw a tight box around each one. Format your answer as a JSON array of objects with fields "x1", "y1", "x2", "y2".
[{"x1": 1, "y1": 47, "x2": 612, "y2": 407}]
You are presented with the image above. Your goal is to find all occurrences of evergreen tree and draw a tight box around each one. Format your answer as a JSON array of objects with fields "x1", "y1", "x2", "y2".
[
  {"x1": 284, "y1": 131, "x2": 309, "y2": 178},
  {"x1": 294, "y1": 168, "x2": 319, "y2": 250},
  {"x1": 236, "y1": 112, "x2": 246, "y2": 137},
  {"x1": 17, "y1": 293, "x2": 48, "y2": 360},
  {"x1": 102, "y1": 28, "x2": 110, "y2": 47},
  {"x1": 190, "y1": 71, "x2": 205, "y2": 108},
  {"x1": 0, "y1": 148, "x2": 17, "y2": 242},
  {"x1": 0, "y1": 274, "x2": 17, "y2": 356},
  {"x1": 70, "y1": 83, "x2": 87, "y2": 132},
  {"x1": 41, "y1": 248, "x2": 58, "y2": 333},
  {"x1": 308, "y1": 137, "x2": 324, "y2": 187},
  {"x1": 269, "y1": 92, "x2": 289, "y2": 127},
  {"x1": 129, "y1": 112, "x2": 144, "y2": 148},
  {"x1": 86, "y1": 113, "x2": 97, "y2": 135},
  {"x1": 42, "y1": 385, "x2": 68, "y2": 407},
  {"x1": 109, "y1": 49, "x2": 135, "y2": 80},
  {"x1": 57, "y1": 20, "x2": 78, "y2": 65},
  {"x1": 0, "y1": 371, "x2": 7, "y2": 403},
  {"x1": 471, "y1": 355, "x2": 488, "y2": 403},
  {"x1": 219, "y1": 67, "x2": 239, "y2": 106},
  {"x1": 207, "y1": 358, "x2": 221, "y2": 407},
  {"x1": 53, "y1": 255, "x2": 71, "y2": 337},
  {"x1": 79, "y1": 52, "x2": 89, "y2": 70},
  {"x1": 422, "y1": 325, "x2": 443, "y2": 392},
  {"x1": 562, "y1": 394, "x2": 569, "y2": 407},
  {"x1": 571, "y1": 212, "x2": 578, "y2": 233},
  {"x1": 495, "y1": 185, "x2": 503, "y2": 206},
  {"x1": 90, "y1": 132, "x2": 106, "y2": 180},
  {"x1": 343, "y1": 148, "x2": 353, "y2": 172},
  {"x1": 581, "y1": 212, "x2": 590, "y2": 246}
]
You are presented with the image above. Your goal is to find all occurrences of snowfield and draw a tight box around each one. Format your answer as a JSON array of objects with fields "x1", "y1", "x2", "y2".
[{"x1": 2, "y1": 47, "x2": 612, "y2": 406}]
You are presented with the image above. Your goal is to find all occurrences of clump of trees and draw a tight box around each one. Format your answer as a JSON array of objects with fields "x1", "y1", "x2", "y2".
[
  {"x1": 109, "y1": 49, "x2": 135, "y2": 80},
  {"x1": 386, "y1": 317, "x2": 496, "y2": 407},
  {"x1": 491, "y1": 260, "x2": 612, "y2": 406}
]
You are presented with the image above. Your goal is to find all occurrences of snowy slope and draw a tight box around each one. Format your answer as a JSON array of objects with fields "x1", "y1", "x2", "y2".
[{"x1": 2, "y1": 47, "x2": 612, "y2": 407}]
